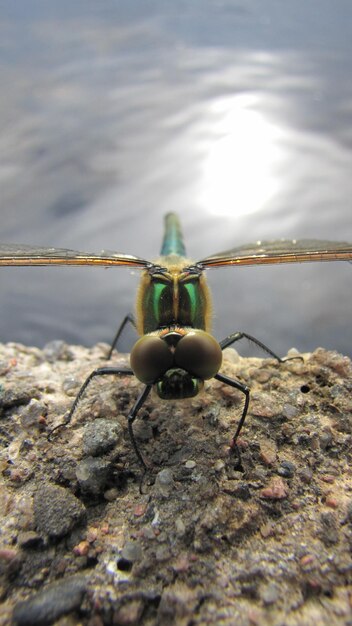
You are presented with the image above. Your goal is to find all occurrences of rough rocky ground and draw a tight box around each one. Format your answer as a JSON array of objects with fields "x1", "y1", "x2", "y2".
[{"x1": 0, "y1": 341, "x2": 351, "y2": 626}]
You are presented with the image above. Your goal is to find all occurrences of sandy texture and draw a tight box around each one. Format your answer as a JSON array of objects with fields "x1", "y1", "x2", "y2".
[{"x1": 0, "y1": 341, "x2": 351, "y2": 625}]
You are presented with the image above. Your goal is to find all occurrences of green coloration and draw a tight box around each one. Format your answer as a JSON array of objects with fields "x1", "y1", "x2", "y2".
[
  {"x1": 143, "y1": 277, "x2": 174, "y2": 333},
  {"x1": 142, "y1": 272, "x2": 207, "y2": 334},
  {"x1": 183, "y1": 283, "x2": 197, "y2": 322},
  {"x1": 153, "y1": 282, "x2": 166, "y2": 324},
  {"x1": 161, "y1": 212, "x2": 186, "y2": 257},
  {"x1": 179, "y1": 276, "x2": 207, "y2": 330}
]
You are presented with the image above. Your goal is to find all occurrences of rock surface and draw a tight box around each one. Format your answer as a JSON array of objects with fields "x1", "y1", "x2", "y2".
[{"x1": 0, "y1": 341, "x2": 351, "y2": 625}]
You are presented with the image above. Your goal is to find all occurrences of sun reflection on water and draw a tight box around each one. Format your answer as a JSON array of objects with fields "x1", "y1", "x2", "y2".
[{"x1": 198, "y1": 94, "x2": 285, "y2": 217}]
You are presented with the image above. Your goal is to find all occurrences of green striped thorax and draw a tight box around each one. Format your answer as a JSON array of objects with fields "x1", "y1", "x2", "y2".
[{"x1": 136, "y1": 256, "x2": 211, "y2": 335}]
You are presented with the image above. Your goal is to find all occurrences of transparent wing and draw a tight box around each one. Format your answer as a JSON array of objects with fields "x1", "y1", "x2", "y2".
[
  {"x1": 0, "y1": 244, "x2": 151, "y2": 269},
  {"x1": 197, "y1": 239, "x2": 352, "y2": 268}
]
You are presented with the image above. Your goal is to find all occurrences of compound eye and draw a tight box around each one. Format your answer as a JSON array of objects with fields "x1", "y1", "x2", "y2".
[
  {"x1": 130, "y1": 336, "x2": 173, "y2": 384},
  {"x1": 175, "y1": 330, "x2": 222, "y2": 380}
]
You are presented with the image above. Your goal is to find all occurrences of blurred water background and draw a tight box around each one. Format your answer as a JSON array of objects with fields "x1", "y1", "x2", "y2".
[{"x1": 0, "y1": 0, "x2": 351, "y2": 357}]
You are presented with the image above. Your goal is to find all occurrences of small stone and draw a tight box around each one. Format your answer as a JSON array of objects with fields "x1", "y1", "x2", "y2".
[
  {"x1": 104, "y1": 488, "x2": 119, "y2": 501},
  {"x1": 277, "y1": 460, "x2": 296, "y2": 478},
  {"x1": 120, "y1": 541, "x2": 142, "y2": 563},
  {"x1": 86, "y1": 527, "x2": 99, "y2": 543},
  {"x1": 62, "y1": 376, "x2": 81, "y2": 396},
  {"x1": 82, "y1": 419, "x2": 122, "y2": 456},
  {"x1": 282, "y1": 403, "x2": 299, "y2": 419},
  {"x1": 222, "y1": 348, "x2": 240, "y2": 363},
  {"x1": 19, "y1": 399, "x2": 47, "y2": 429},
  {"x1": 73, "y1": 540, "x2": 90, "y2": 556},
  {"x1": 260, "y1": 477, "x2": 288, "y2": 500},
  {"x1": 34, "y1": 483, "x2": 86, "y2": 539},
  {"x1": 0, "y1": 548, "x2": 18, "y2": 562},
  {"x1": 260, "y1": 522, "x2": 275, "y2": 538},
  {"x1": 133, "y1": 504, "x2": 147, "y2": 517},
  {"x1": 76, "y1": 457, "x2": 112, "y2": 496},
  {"x1": 43, "y1": 340, "x2": 74, "y2": 362},
  {"x1": 319, "y1": 511, "x2": 339, "y2": 545},
  {"x1": 300, "y1": 554, "x2": 317, "y2": 570},
  {"x1": 12, "y1": 574, "x2": 87, "y2": 625},
  {"x1": 155, "y1": 469, "x2": 174, "y2": 496},
  {"x1": 325, "y1": 496, "x2": 338, "y2": 509},
  {"x1": 184, "y1": 460, "x2": 196, "y2": 469},
  {"x1": 261, "y1": 583, "x2": 279, "y2": 605},
  {"x1": 259, "y1": 441, "x2": 277, "y2": 466},
  {"x1": 298, "y1": 467, "x2": 313, "y2": 484},
  {"x1": 319, "y1": 430, "x2": 333, "y2": 450},
  {"x1": 175, "y1": 518, "x2": 186, "y2": 537},
  {"x1": 320, "y1": 474, "x2": 335, "y2": 484}
]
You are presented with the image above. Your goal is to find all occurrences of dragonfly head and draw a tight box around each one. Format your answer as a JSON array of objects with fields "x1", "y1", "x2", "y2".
[{"x1": 129, "y1": 329, "x2": 222, "y2": 398}]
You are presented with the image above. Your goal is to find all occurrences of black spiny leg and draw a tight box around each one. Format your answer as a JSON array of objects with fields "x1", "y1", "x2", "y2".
[
  {"x1": 220, "y1": 331, "x2": 302, "y2": 364},
  {"x1": 49, "y1": 366, "x2": 134, "y2": 439},
  {"x1": 127, "y1": 384, "x2": 152, "y2": 471},
  {"x1": 218, "y1": 331, "x2": 302, "y2": 465},
  {"x1": 214, "y1": 372, "x2": 250, "y2": 468},
  {"x1": 107, "y1": 313, "x2": 137, "y2": 360},
  {"x1": 49, "y1": 366, "x2": 152, "y2": 473}
]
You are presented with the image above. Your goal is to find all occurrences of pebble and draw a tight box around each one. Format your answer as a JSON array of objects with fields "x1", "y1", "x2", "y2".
[
  {"x1": 34, "y1": 483, "x2": 86, "y2": 539},
  {"x1": 319, "y1": 511, "x2": 339, "y2": 545},
  {"x1": 260, "y1": 477, "x2": 288, "y2": 500},
  {"x1": 222, "y1": 347, "x2": 240, "y2": 363},
  {"x1": 120, "y1": 541, "x2": 142, "y2": 563},
  {"x1": 214, "y1": 460, "x2": 225, "y2": 472},
  {"x1": 73, "y1": 540, "x2": 90, "y2": 556},
  {"x1": 43, "y1": 340, "x2": 74, "y2": 362},
  {"x1": 19, "y1": 399, "x2": 47, "y2": 429},
  {"x1": 175, "y1": 518, "x2": 186, "y2": 537},
  {"x1": 12, "y1": 574, "x2": 87, "y2": 625},
  {"x1": 62, "y1": 376, "x2": 81, "y2": 396},
  {"x1": 298, "y1": 467, "x2": 313, "y2": 484},
  {"x1": 82, "y1": 419, "x2": 122, "y2": 456},
  {"x1": 259, "y1": 442, "x2": 277, "y2": 466},
  {"x1": 282, "y1": 403, "x2": 299, "y2": 419},
  {"x1": 319, "y1": 430, "x2": 333, "y2": 450},
  {"x1": 76, "y1": 457, "x2": 112, "y2": 496},
  {"x1": 155, "y1": 469, "x2": 174, "y2": 496},
  {"x1": 261, "y1": 583, "x2": 280, "y2": 605},
  {"x1": 0, "y1": 385, "x2": 33, "y2": 410},
  {"x1": 104, "y1": 487, "x2": 119, "y2": 501},
  {"x1": 0, "y1": 548, "x2": 18, "y2": 562},
  {"x1": 277, "y1": 460, "x2": 296, "y2": 478}
]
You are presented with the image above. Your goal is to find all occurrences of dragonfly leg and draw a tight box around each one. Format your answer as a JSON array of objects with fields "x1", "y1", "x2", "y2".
[
  {"x1": 127, "y1": 384, "x2": 153, "y2": 471},
  {"x1": 49, "y1": 366, "x2": 134, "y2": 439},
  {"x1": 107, "y1": 313, "x2": 137, "y2": 360},
  {"x1": 219, "y1": 331, "x2": 302, "y2": 363},
  {"x1": 214, "y1": 372, "x2": 250, "y2": 449},
  {"x1": 50, "y1": 366, "x2": 153, "y2": 472}
]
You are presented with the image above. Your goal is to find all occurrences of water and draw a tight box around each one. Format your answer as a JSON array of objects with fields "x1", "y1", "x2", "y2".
[{"x1": 0, "y1": 1, "x2": 351, "y2": 357}]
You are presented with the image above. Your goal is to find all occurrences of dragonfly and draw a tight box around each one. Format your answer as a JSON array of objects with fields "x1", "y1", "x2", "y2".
[{"x1": 1, "y1": 213, "x2": 351, "y2": 472}]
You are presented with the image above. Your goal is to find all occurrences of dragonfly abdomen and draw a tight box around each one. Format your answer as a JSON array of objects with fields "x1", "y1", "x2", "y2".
[{"x1": 160, "y1": 212, "x2": 186, "y2": 257}]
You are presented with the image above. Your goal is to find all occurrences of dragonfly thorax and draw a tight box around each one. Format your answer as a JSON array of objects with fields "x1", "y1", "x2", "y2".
[
  {"x1": 129, "y1": 328, "x2": 223, "y2": 399},
  {"x1": 135, "y1": 257, "x2": 212, "y2": 335}
]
